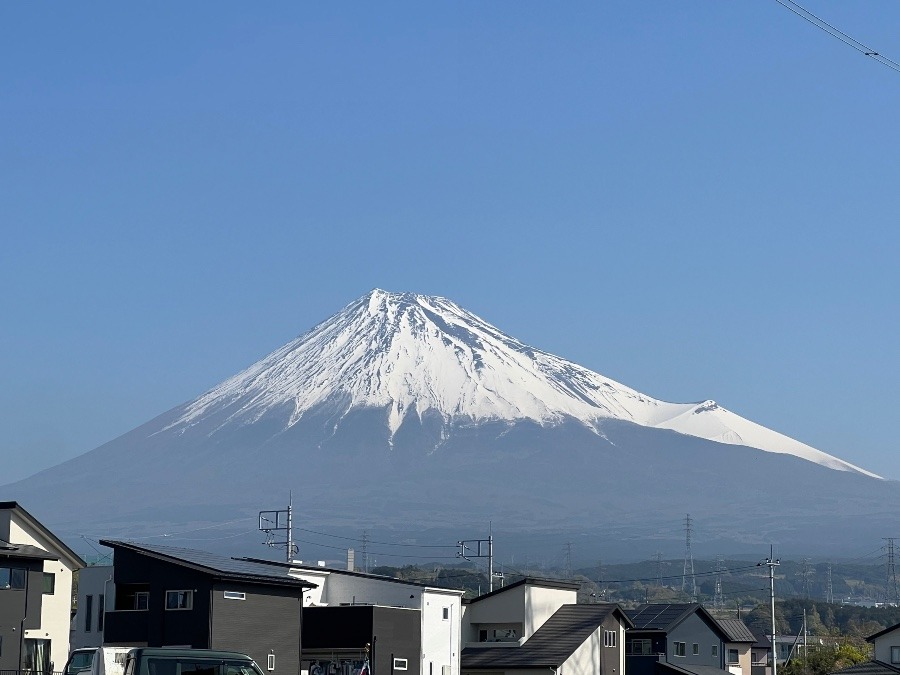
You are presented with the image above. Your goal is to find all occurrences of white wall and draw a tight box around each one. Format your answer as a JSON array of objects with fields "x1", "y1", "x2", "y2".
[
  {"x1": 422, "y1": 590, "x2": 461, "y2": 675},
  {"x1": 463, "y1": 584, "x2": 576, "y2": 644},
  {"x1": 71, "y1": 566, "x2": 115, "y2": 649}
]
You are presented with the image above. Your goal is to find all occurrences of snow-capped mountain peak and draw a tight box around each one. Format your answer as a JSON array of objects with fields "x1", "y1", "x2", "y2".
[{"x1": 168, "y1": 289, "x2": 879, "y2": 479}]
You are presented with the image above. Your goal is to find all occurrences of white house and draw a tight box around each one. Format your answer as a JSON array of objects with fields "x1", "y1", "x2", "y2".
[
  {"x1": 70, "y1": 565, "x2": 115, "y2": 649},
  {"x1": 0, "y1": 501, "x2": 84, "y2": 674},
  {"x1": 460, "y1": 577, "x2": 632, "y2": 675},
  {"x1": 240, "y1": 558, "x2": 465, "y2": 675}
]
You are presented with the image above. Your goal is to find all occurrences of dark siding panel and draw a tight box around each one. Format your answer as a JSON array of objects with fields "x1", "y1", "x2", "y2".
[
  {"x1": 211, "y1": 582, "x2": 303, "y2": 675},
  {"x1": 304, "y1": 606, "x2": 374, "y2": 650},
  {"x1": 373, "y1": 607, "x2": 420, "y2": 675}
]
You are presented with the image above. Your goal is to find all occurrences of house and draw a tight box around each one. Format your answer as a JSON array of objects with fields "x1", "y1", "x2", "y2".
[
  {"x1": 0, "y1": 501, "x2": 84, "y2": 674},
  {"x1": 239, "y1": 556, "x2": 466, "y2": 675},
  {"x1": 98, "y1": 540, "x2": 316, "y2": 675},
  {"x1": 625, "y1": 603, "x2": 735, "y2": 675},
  {"x1": 715, "y1": 619, "x2": 756, "y2": 675},
  {"x1": 829, "y1": 622, "x2": 900, "y2": 675},
  {"x1": 749, "y1": 630, "x2": 771, "y2": 675},
  {"x1": 70, "y1": 565, "x2": 114, "y2": 649},
  {"x1": 459, "y1": 577, "x2": 632, "y2": 675}
]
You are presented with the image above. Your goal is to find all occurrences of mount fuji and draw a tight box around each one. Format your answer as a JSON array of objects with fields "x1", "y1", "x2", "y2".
[{"x1": 3, "y1": 289, "x2": 895, "y2": 557}]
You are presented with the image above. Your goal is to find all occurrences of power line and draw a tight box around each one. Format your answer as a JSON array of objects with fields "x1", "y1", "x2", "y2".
[
  {"x1": 774, "y1": 0, "x2": 900, "y2": 74},
  {"x1": 295, "y1": 527, "x2": 456, "y2": 549}
]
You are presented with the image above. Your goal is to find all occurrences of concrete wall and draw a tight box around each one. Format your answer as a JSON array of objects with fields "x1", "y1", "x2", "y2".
[{"x1": 462, "y1": 585, "x2": 575, "y2": 645}]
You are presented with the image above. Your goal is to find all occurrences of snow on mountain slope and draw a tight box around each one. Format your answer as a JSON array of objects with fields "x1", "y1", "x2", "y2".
[{"x1": 166, "y1": 289, "x2": 879, "y2": 479}]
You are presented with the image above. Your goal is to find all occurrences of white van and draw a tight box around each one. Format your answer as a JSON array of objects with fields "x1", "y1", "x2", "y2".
[{"x1": 65, "y1": 647, "x2": 132, "y2": 675}]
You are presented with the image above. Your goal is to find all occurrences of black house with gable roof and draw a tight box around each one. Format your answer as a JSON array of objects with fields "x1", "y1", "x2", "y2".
[{"x1": 100, "y1": 540, "x2": 316, "y2": 675}]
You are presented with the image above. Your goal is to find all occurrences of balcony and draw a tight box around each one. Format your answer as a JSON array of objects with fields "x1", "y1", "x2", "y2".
[{"x1": 103, "y1": 610, "x2": 149, "y2": 644}]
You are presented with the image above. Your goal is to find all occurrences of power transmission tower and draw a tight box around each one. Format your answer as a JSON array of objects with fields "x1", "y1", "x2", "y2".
[
  {"x1": 825, "y1": 563, "x2": 834, "y2": 604},
  {"x1": 800, "y1": 558, "x2": 813, "y2": 599},
  {"x1": 884, "y1": 538, "x2": 900, "y2": 605},
  {"x1": 714, "y1": 555, "x2": 725, "y2": 609},
  {"x1": 655, "y1": 552, "x2": 663, "y2": 588},
  {"x1": 682, "y1": 514, "x2": 697, "y2": 601},
  {"x1": 361, "y1": 530, "x2": 370, "y2": 573},
  {"x1": 564, "y1": 542, "x2": 573, "y2": 578}
]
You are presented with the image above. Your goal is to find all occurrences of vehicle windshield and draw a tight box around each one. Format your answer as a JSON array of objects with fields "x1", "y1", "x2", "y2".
[{"x1": 67, "y1": 651, "x2": 95, "y2": 675}]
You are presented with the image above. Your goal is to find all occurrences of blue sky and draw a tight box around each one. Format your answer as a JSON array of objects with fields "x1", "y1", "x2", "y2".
[{"x1": 3, "y1": 2, "x2": 899, "y2": 483}]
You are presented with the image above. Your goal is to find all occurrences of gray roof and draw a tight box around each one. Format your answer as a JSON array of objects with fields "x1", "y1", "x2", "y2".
[
  {"x1": 0, "y1": 538, "x2": 58, "y2": 561},
  {"x1": 462, "y1": 604, "x2": 627, "y2": 669},
  {"x1": 101, "y1": 540, "x2": 316, "y2": 588},
  {"x1": 0, "y1": 502, "x2": 84, "y2": 569},
  {"x1": 465, "y1": 577, "x2": 583, "y2": 604},
  {"x1": 831, "y1": 662, "x2": 900, "y2": 675},
  {"x1": 716, "y1": 619, "x2": 756, "y2": 643}
]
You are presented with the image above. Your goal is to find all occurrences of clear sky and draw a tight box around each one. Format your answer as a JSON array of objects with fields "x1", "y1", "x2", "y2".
[{"x1": 3, "y1": 2, "x2": 899, "y2": 484}]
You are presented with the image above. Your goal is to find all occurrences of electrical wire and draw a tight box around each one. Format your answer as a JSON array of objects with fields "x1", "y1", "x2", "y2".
[
  {"x1": 774, "y1": 0, "x2": 900, "y2": 73},
  {"x1": 292, "y1": 538, "x2": 459, "y2": 561},
  {"x1": 294, "y1": 527, "x2": 456, "y2": 549}
]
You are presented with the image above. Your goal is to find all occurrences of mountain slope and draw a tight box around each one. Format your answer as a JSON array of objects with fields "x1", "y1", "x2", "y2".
[
  {"x1": 2, "y1": 288, "x2": 891, "y2": 556},
  {"x1": 164, "y1": 289, "x2": 877, "y2": 478}
]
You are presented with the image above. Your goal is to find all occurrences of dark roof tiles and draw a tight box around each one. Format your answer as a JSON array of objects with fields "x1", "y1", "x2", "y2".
[
  {"x1": 101, "y1": 540, "x2": 315, "y2": 587},
  {"x1": 716, "y1": 619, "x2": 756, "y2": 643},
  {"x1": 462, "y1": 604, "x2": 625, "y2": 669}
]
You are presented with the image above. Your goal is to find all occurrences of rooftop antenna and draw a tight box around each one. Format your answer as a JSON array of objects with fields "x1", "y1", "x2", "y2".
[{"x1": 259, "y1": 491, "x2": 298, "y2": 563}]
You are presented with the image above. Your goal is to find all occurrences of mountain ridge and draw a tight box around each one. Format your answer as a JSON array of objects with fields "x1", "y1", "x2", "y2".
[{"x1": 161, "y1": 288, "x2": 877, "y2": 478}]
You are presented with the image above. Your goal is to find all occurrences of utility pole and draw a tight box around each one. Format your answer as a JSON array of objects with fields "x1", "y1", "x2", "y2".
[
  {"x1": 682, "y1": 514, "x2": 697, "y2": 601},
  {"x1": 458, "y1": 527, "x2": 495, "y2": 592},
  {"x1": 259, "y1": 491, "x2": 298, "y2": 562},
  {"x1": 714, "y1": 555, "x2": 725, "y2": 610},
  {"x1": 759, "y1": 547, "x2": 781, "y2": 675}
]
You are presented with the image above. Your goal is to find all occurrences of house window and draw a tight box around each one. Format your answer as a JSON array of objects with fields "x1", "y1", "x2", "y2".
[
  {"x1": 727, "y1": 649, "x2": 739, "y2": 664},
  {"x1": 224, "y1": 591, "x2": 246, "y2": 600},
  {"x1": 693, "y1": 644, "x2": 699, "y2": 656},
  {"x1": 166, "y1": 590, "x2": 193, "y2": 610},
  {"x1": 892, "y1": 647, "x2": 900, "y2": 664},
  {"x1": 442, "y1": 607, "x2": 450, "y2": 620},
  {"x1": 43, "y1": 573, "x2": 56, "y2": 594},
  {"x1": 98, "y1": 594, "x2": 105, "y2": 632},
  {"x1": 712, "y1": 646, "x2": 719, "y2": 658},
  {"x1": 135, "y1": 592, "x2": 149, "y2": 610},
  {"x1": 627, "y1": 639, "x2": 652, "y2": 655},
  {"x1": 674, "y1": 642, "x2": 686, "y2": 657},
  {"x1": 267, "y1": 655, "x2": 275, "y2": 672},
  {"x1": 394, "y1": 659, "x2": 408, "y2": 671},
  {"x1": 85, "y1": 595, "x2": 94, "y2": 632},
  {"x1": 0, "y1": 568, "x2": 27, "y2": 590},
  {"x1": 604, "y1": 630, "x2": 617, "y2": 648}
]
